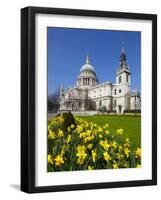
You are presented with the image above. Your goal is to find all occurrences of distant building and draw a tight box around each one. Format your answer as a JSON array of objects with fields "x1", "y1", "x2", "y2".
[{"x1": 59, "y1": 43, "x2": 141, "y2": 113}]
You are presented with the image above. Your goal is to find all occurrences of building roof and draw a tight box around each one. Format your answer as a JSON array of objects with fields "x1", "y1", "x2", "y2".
[{"x1": 80, "y1": 55, "x2": 96, "y2": 73}]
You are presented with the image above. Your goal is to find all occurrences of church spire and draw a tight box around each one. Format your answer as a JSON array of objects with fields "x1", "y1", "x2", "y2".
[
  {"x1": 119, "y1": 39, "x2": 127, "y2": 69},
  {"x1": 86, "y1": 54, "x2": 90, "y2": 64},
  {"x1": 121, "y1": 39, "x2": 125, "y2": 54}
]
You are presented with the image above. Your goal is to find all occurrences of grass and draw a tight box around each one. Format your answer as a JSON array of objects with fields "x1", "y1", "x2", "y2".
[{"x1": 77, "y1": 115, "x2": 141, "y2": 148}]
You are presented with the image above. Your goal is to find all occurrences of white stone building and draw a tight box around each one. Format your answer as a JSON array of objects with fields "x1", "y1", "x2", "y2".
[{"x1": 59, "y1": 44, "x2": 141, "y2": 113}]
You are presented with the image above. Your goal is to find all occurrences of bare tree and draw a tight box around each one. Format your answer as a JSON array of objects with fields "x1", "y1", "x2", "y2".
[
  {"x1": 84, "y1": 94, "x2": 96, "y2": 111},
  {"x1": 48, "y1": 87, "x2": 60, "y2": 112}
]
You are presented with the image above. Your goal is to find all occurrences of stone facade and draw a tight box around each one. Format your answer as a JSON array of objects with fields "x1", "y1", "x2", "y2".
[{"x1": 59, "y1": 45, "x2": 141, "y2": 114}]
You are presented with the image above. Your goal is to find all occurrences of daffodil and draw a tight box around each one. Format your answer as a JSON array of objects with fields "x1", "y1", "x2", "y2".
[
  {"x1": 88, "y1": 165, "x2": 93, "y2": 170},
  {"x1": 92, "y1": 149, "x2": 97, "y2": 163},
  {"x1": 124, "y1": 147, "x2": 130, "y2": 157},
  {"x1": 111, "y1": 141, "x2": 117, "y2": 149},
  {"x1": 48, "y1": 130, "x2": 56, "y2": 139},
  {"x1": 99, "y1": 140, "x2": 110, "y2": 150},
  {"x1": 136, "y1": 164, "x2": 141, "y2": 168},
  {"x1": 77, "y1": 145, "x2": 86, "y2": 152},
  {"x1": 54, "y1": 155, "x2": 64, "y2": 166},
  {"x1": 84, "y1": 135, "x2": 94, "y2": 143},
  {"x1": 48, "y1": 154, "x2": 53, "y2": 164},
  {"x1": 125, "y1": 138, "x2": 129, "y2": 143},
  {"x1": 48, "y1": 124, "x2": 51, "y2": 131},
  {"x1": 118, "y1": 145, "x2": 123, "y2": 151},
  {"x1": 98, "y1": 126, "x2": 103, "y2": 133},
  {"x1": 99, "y1": 134, "x2": 103, "y2": 138},
  {"x1": 66, "y1": 134, "x2": 72, "y2": 143},
  {"x1": 86, "y1": 130, "x2": 91, "y2": 136},
  {"x1": 103, "y1": 152, "x2": 111, "y2": 161},
  {"x1": 105, "y1": 130, "x2": 109, "y2": 135},
  {"x1": 116, "y1": 128, "x2": 123, "y2": 135},
  {"x1": 76, "y1": 125, "x2": 83, "y2": 133},
  {"x1": 104, "y1": 123, "x2": 109, "y2": 129},
  {"x1": 60, "y1": 146, "x2": 66, "y2": 155},
  {"x1": 87, "y1": 143, "x2": 93, "y2": 150},
  {"x1": 116, "y1": 153, "x2": 121, "y2": 159},
  {"x1": 71, "y1": 124, "x2": 75, "y2": 129},
  {"x1": 135, "y1": 147, "x2": 141, "y2": 158},
  {"x1": 76, "y1": 145, "x2": 87, "y2": 165},
  {"x1": 112, "y1": 163, "x2": 119, "y2": 169},
  {"x1": 58, "y1": 129, "x2": 64, "y2": 137}
]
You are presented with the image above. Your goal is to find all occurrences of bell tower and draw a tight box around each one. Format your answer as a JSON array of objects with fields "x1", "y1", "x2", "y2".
[
  {"x1": 115, "y1": 41, "x2": 131, "y2": 113},
  {"x1": 116, "y1": 41, "x2": 131, "y2": 87}
]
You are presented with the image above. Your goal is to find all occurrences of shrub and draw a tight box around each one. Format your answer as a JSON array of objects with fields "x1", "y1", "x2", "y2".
[
  {"x1": 62, "y1": 111, "x2": 76, "y2": 131},
  {"x1": 99, "y1": 106, "x2": 107, "y2": 113}
]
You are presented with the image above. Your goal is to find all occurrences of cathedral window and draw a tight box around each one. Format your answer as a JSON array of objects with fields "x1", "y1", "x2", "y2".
[
  {"x1": 119, "y1": 76, "x2": 122, "y2": 83},
  {"x1": 119, "y1": 89, "x2": 121, "y2": 93},
  {"x1": 114, "y1": 89, "x2": 116, "y2": 95},
  {"x1": 126, "y1": 74, "x2": 129, "y2": 83},
  {"x1": 99, "y1": 101, "x2": 102, "y2": 107},
  {"x1": 79, "y1": 102, "x2": 81, "y2": 108},
  {"x1": 114, "y1": 100, "x2": 117, "y2": 107}
]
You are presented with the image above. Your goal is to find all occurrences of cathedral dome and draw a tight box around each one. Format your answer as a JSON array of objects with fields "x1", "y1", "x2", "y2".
[
  {"x1": 80, "y1": 63, "x2": 95, "y2": 73},
  {"x1": 77, "y1": 55, "x2": 99, "y2": 88},
  {"x1": 80, "y1": 55, "x2": 96, "y2": 73}
]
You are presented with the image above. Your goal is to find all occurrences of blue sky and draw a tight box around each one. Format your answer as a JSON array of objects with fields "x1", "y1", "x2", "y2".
[{"x1": 47, "y1": 27, "x2": 141, "y2": 95}]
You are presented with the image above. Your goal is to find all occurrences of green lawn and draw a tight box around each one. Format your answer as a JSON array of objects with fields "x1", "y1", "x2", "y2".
[{"x1": 78, "y1": 115, "x2": 141, "y2": 148}]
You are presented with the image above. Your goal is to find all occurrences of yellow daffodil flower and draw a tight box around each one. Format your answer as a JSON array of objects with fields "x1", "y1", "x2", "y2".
[
  {"x1": 99, "y1": 140, "x2": 110, "y2": 150},
  {"x1": 71, "y1": 124, "x2": 75, "y2": 129},
  {"x1": 76, "y1": 145, "x2": 87, "y2": 165},
  {"x1": 67, "y1": 134, "x2": 72, "y2": 143},
  {"x1": 92, "y1": 149, "x2": 97, "y2": 163},
  {"x1": 98, "y1": 126, "x2": 103, "y2": 133},
  {"x1": 124, "y1": 147, "x2": 130, "y2": 157},
  {"x1": 48, "y1": 154, "x2": 53, "y2": 164},
  {"x1": 48, "y1": 130, "x2": 56, "y2": 139},
  {"x1": 135, "y1": 147, "x2": 141, "y2": 158},
  {"x1": 113, "y1": 163, "x2": 119, "y2": 169},
  {"x1": 103, "y1": 152, "x2": 111, "y2": 161},
  {"x1": 58, "y1": 129, "x2": 64, "y2": 137},
  {"x1": 111, "y1": 141, "x2": 117, "y2": 149},
  {"x1": 136, "y1": 164, "x2": 141, "y2": 168},
  {"x1": 54, "y1": 155, "x2": 64, "y2": 166},
  {"x1": 87, "y1": 143, "x2": 93, "y2": 150},
  {"x1": 105, "y1": 130, "x2": 109, "y2": 135},
  {"x1": 88, "y1": 165, "x2": 93, "y2": 170},
  {"x1": 116, "y1": 128, "x2": 123, "y2": 135}
]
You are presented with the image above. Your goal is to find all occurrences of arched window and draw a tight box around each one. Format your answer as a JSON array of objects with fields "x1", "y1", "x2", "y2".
[
  {"x1": 99, "y1": 100, "x2": 102, "y2": 107},
  {"x1": 119, "y1": 76, "x2": 122, "y2": 83},
  {"x1": 126, "y1": 74, "x2": 129, "y2": 83},
  {"x1": 114, "y1": 89, "x2": 117, "y2": 95},
  {"x1": 114, "y1": 100, "x2": 117, "y2": 107}
]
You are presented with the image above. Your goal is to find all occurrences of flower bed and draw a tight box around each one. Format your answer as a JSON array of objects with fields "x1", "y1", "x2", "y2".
[{"x1": 47, "y1": 114, "x2": 141, "y2": 172}]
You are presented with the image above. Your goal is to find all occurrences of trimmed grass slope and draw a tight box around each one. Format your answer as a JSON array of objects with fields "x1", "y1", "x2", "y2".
[{"x1": 78, "y1": 115, "x2": 141, "y2": 148}]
